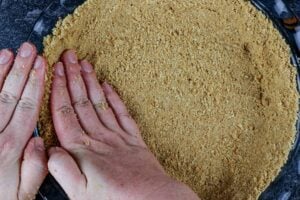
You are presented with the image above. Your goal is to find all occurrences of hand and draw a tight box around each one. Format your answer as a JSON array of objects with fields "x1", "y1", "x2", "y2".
[
  {"x1": 48, "y1": 50, "x2": 199, "y2": 200},
  {"x1": 0, "y1": 43, "x2": 48, "y2": 200}
]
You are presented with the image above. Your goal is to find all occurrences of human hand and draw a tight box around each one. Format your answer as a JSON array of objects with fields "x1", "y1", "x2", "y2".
[
  {"x1": 48, "y1": 50, "x2": 199, "y2": 200},
  {"x1": 0, "y1": 43, "x2": 48, "y2": 200}
]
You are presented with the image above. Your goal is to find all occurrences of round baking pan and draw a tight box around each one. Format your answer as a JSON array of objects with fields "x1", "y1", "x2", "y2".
[{"x1": 0, "y1": 0, "x2": 300, "y2": 199}]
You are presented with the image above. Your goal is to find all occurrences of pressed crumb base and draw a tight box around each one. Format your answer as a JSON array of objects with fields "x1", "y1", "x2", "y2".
[{"x1": 41, "y1": 0, "x2": 298, "y2": 199}]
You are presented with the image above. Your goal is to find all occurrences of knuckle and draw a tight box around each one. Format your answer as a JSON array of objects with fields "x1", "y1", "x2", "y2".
[
  {"x1": 93, "y1": 101, "x2": 109, "y2": 111},
  {"x1": 8, "y1": 68, "x2": 23, "y2": 80},
  {"x1": 73, "y1": 97, "x2": 90, "y2": 108},
  {"x1": 17, "y1": 97, "x2": 37, "y2": 111},
  {"x1": 118, "y1": 112, "x2": 131, "y2": 118},
  {"x1": 54, "y1": 81, "x2": 66, "y2": 89},
  {"x1": 0, "y1": 91, "x2": 18, "y2": 105},
  {"x1": 56, "y1": 104, "x2": 74, "y2": 115}
]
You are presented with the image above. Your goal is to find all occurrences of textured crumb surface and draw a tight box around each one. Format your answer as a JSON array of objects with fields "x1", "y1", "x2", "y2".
[{"x1": 41, "y1": 0, "x2": 298, "y2": 199}]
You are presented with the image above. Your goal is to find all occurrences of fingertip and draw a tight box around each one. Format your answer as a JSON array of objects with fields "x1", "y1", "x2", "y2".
[
  {"x1": 51, "y1": 62, "x2": 67, "y2": 116},
  {"x1": 62, "y1": 49, "x2": 77, "y2": 57},
  {"x1": 18, "y1": 42, "x2": 37, "y2": 58},
  {"x1": 62, "y1": 49, "x2": 78, "y2": 64},
  {"x1": 33, "y1": 57, "x2": 47, "y2": 82},
  {"x1": 34, "y1": 55, "x2": 47, "y2": 69},
  {"x1": 22, "y1": 42, "x2": 36, "y2": 50},
  {"x1": 80, "y1": 59, "x2": 89, "y2": 65},
  {"x1": 52, "y1": 62, "x2": 66, "y2": 90},
  {"x1": 1, "y1": 49, "x2": 13, "y2": 56},
  {"x1": 80, "y1": 59, "x2": 93, "y2": 73},
  {"x1": 0, "y1": 49, "x2": 14, "y2": 65},
  {"x1": 34, "y1": 56, "x2": 42, "y2": 68},
  {"x1": 54, "y1": 62, "x2": 65, "y2": 77},
  {"x1": 102, "y1": 82, "x2": 114, "y2": 94},
  {"x1": 28, "y1": 56, "x2": 46, "y2": 86}
]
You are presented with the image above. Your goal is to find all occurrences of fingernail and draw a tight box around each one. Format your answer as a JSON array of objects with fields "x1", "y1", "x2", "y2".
[
  {"x1": 55, "y1": 63, "x2": 65, "y2": 76},
  {"x1": 66, "y1": 50, "x2": 77, "y2": 64},
  {"x1": 0, "y1": 49, "x2": 12, "y2": 64},
  {"x1": 81, "y1": 60, "x2": 93, "y2": 73},
  {"x1": 34, "y1": 137, "x2": 45, "y2": 151},
  {"x1": 19, "y1": 43, "x2": 33, "y2": 58},
  {"x1": 34, "y1": 56, "x2": 43, "y2": 69},
  {"x1": 103, "y1": 82, "x2": 113, "y2": 94}
]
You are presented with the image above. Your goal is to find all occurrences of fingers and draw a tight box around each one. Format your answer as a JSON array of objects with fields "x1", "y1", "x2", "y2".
[
  {"x1": 51, "y1": 62, "x2": 87, "y2": 149},
  {"x1": 0, "y1": 42, "x2": 37, "y2": 132},
  {"x1": 61, "y1": 51, "x2": 108, "y2": 137},
  {"x1": 80, "y1": 60, "x2": 123, "y2": 134},
  {"x1": 51, "y1": 62, "x2": 119, "y2": 152},
  {"x1": 60, "y1": 51, "x2": 126, "y2": 147},
  {"x1": 0, "y1": 49, "x2": 14, "y2": 89},
  {"x1": 4, "y1": 56, "x2": 46, "y2": 149},
  {"x1": 102, "y1": 83, "x2": 142, "y2": 138},
  {"x1": 80, "y1": 59, "x2": 144, "y2": 146},
  {"x1": 48, "y1": 147, "x2": 86, "y2": 199},
  {"x1": 19, "y1": 137, "x2": 47, "y2": 200}
]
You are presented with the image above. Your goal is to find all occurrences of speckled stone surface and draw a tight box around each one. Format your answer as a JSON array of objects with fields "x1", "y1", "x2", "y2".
[
  {"x1": 0, "y1": 0, "x2": 299, "y2": 199},
  {"x1": 0, "y1": 0, "x2": 84, "y2": 53}
]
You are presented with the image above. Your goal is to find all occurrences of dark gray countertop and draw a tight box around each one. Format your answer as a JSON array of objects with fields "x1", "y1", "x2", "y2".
[{"x1": 0, "y1": 0, "x2": 84, "y2": 53}]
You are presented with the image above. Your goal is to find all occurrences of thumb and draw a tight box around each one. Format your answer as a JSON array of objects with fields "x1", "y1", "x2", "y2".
[
  {"x1": 48, "y1": 147, "x2": 86, "y2": 199},
  {"x1": 19, "y1": 137, "x2": 48, "y2": 200}
]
